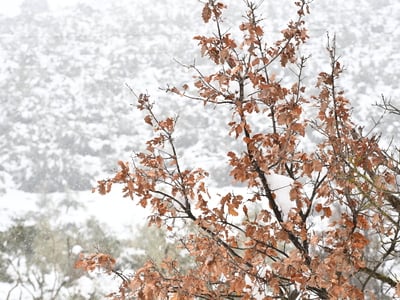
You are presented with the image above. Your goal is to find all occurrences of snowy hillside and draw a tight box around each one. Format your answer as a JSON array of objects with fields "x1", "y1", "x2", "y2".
[
  {"x1": 1, "y1": 0, "x2": 399, "y2": 194},
  {"x1": 0, "y1": 0, "x2": 398, "y2": 253}
]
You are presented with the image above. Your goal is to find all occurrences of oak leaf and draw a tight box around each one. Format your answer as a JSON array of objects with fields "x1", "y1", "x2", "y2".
[{"x1": 202, "y1": 4, "x2": 212, "y2": 23}]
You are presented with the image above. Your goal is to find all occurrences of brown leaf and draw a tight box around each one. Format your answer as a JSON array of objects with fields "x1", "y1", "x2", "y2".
[
  {"x1": 254, "y1": 25, "x2": 264, "y2": 36},
  {"x1": 291, "y1": 122, "x2": 305, "y2": 136},
  {"x1": 169, "y1": 86, "x2": 181, "y2": 95},
  {"x1": 352, "y1": 232, "x2": 369, "y2": 249},
  {"x1": 396, "y1": 282, "x2": 400, "y2": 297},
  {"x1": 202, "y1": 4, "x2": 212, "y2": 23},
  {"x1": 227, "y1": 203, "x2": 239, "y2": 216},
  {"x1": 323, "y1": 206, "x2": 332, "y2": 218}
]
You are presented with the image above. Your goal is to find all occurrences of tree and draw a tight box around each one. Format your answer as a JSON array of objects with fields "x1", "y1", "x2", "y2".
[
  {"x1": 0, "y1": 193, "x2": 124, "y2": 300},
  {"x1": 76, "y1": 1, "x2": 400, "y2": 299},
  {"x1": 118, "y1": 223, "x2": 194, "y2": 272}
]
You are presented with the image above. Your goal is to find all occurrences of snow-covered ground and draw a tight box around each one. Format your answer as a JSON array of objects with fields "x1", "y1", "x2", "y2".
[{"x1": 0, "y1": 187, "x2": 149, "y2": 236}]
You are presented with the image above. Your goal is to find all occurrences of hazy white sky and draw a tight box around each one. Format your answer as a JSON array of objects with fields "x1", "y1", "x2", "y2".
[{"x1": 0, "y1": 0, "x2": 82, "y2": 16}]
